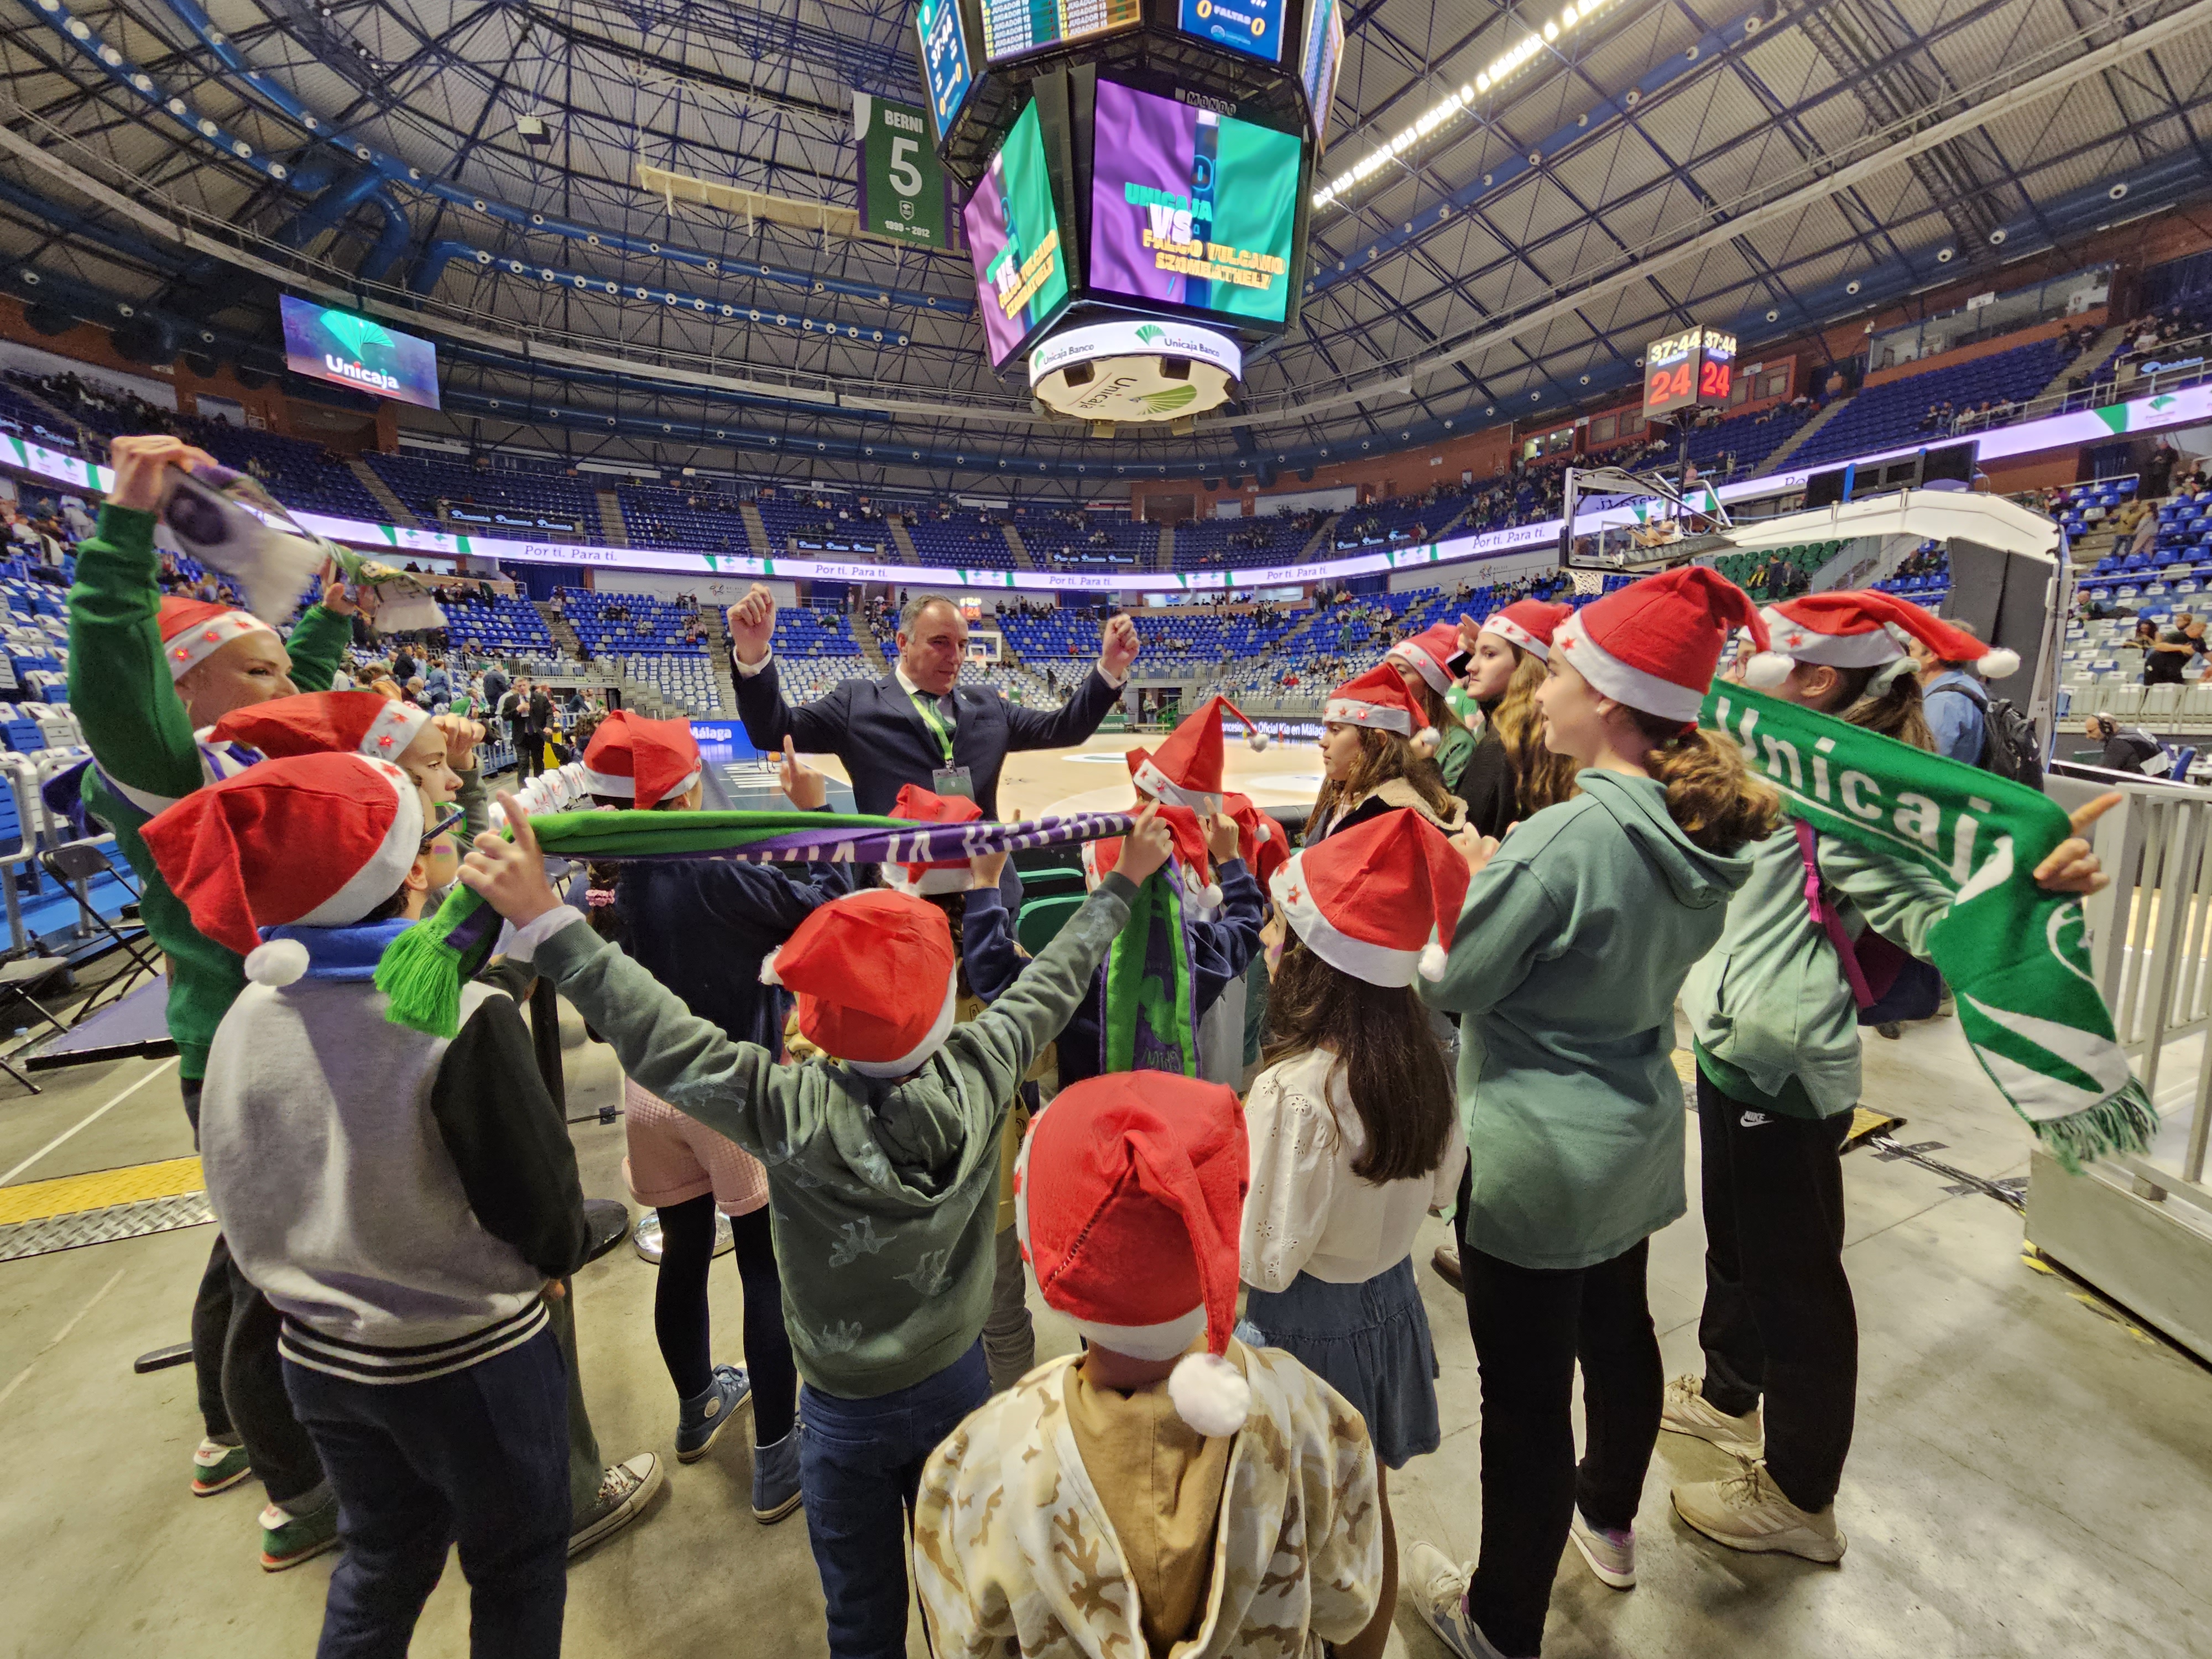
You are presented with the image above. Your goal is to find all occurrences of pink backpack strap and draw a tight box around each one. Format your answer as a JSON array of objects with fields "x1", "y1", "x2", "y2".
[{"x1": 1795, "y1": 817, "x2": 1877, "y2": 1009}]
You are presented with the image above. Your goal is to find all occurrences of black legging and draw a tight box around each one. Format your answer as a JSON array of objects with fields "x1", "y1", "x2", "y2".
[{"x1": 653, "y1": 1195, "x2": 797, "y2": 1444}]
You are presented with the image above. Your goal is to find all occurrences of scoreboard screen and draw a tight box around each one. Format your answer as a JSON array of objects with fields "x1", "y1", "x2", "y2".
[
  {"x1": 983, "y1": 0, "x2": 1141, "y2": 62},
  {"x1": 1641, "y1": 326, "x2": 1736, "y2": 422}
]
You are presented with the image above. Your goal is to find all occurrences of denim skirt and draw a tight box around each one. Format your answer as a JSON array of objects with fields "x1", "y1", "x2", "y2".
[{"x1": 1237, "y1": 1254, "x2": 1439, "y2": 1469}]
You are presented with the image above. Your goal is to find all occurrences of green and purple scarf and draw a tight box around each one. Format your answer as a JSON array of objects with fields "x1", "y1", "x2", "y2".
[
  {"x1": 375, "y1": 807, "x2": 1132, "y2": 1038},
  {"x1": 1703, "y1": 680, "x2": 2156, "y2": 1169}
]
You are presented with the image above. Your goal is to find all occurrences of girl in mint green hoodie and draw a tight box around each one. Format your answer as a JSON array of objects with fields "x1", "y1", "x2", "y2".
[
  {"x1": 1665, "y1": 592, "x2": 2115, "y2": 1570},
  {"x1": 1406, "y1": 568, "x2": 1778, "y2": 1659}
]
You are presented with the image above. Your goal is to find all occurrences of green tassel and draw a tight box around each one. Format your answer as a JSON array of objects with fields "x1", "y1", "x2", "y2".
[
  {"x1": 2030, "y1": 1077, "x2": 2160, "y2": 1176},
  {"x1": 374, "y1": 885, "x2": 489, "y2": 1039}
]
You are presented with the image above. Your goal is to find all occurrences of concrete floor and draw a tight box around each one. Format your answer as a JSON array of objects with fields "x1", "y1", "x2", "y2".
[{"x1": 2, "y1": 735, "x2": 2209, "y2": 1657}]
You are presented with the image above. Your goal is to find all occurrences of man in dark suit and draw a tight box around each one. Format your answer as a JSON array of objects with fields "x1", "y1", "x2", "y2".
[{"x1": 726, "y1": 585, "x2": 1139, "y2": 818}]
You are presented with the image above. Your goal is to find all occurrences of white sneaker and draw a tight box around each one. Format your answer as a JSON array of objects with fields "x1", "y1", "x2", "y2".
[
  {"x1": 1568, "y1": 1509, "x2": 1636, "y2": 1588},
  {"x1": 1671, "y1": 1463, "x2": 1848, "y2": 1563},
  {"x1": 1660, "y1": 1374, "x2": 1764, "y2": 1458},
  {"x1": 1406, "y1": 1542, "x2": 1519, "y2": 1659}
]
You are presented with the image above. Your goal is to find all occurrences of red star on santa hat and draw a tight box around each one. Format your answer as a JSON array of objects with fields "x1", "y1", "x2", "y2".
[
  {"x1": 376, "y1": 734, "x2": 394, "y2": 750},
  {"x1": 202, "y1": 628, "x2": 222, "y2": 642}
]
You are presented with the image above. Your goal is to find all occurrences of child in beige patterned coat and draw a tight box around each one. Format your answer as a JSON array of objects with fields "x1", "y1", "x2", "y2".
[{"x1": 912, "y1": 1072, "x2": 1384, "y2": 1659}]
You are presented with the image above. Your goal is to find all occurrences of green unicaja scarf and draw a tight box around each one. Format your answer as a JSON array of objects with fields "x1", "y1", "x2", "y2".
[{"x1": 1702, "y1": 680, "x2": 2156, "y2": 1170}]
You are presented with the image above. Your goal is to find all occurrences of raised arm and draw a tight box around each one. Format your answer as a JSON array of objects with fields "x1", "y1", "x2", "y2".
[{"x1": 67, "y1": 439, "x2": 208, "y2": 801}]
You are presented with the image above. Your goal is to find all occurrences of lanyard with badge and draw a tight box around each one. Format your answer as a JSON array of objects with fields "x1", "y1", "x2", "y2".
[{"x1": 912, "y1": 691, "x2": 974, "y2": 800}]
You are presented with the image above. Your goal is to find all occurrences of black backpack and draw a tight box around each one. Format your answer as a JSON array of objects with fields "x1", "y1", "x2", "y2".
[
  {"x1": 1978, "y1": 696, "x2": 2046, "y2": 791},
  {"x1": 1931, "y1": 681, "x2": 2044, "y2": 792}
]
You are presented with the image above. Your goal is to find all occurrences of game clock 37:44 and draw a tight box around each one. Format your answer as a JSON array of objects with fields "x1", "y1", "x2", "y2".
[{"x1": 1640, "y1": 325, "x2": 1735, "y2": 421}]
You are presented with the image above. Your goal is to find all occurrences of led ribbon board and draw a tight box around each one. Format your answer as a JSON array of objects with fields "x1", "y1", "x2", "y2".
[{"x1": 279, "y1": 295, "x2": 440, "y2": 410}]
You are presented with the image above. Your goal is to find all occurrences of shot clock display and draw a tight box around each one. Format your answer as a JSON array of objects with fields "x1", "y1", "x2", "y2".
[{"x1": 1641, "y1": 325, "x2": 1736, "y2": 423}]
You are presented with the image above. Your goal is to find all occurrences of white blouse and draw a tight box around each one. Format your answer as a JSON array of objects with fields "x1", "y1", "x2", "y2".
[{"x1": 1239, "y1": 1046, "x2": 1467, "y2": 1292}]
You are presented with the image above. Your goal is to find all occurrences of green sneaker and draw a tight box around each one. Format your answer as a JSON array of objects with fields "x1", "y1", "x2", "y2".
[
  {"x1": 260, "y1": 1495, "x2": 341, "y2": 1572},
  {"x1": 191, "y1": 1438, "x2": 253, "y2": 1496}
]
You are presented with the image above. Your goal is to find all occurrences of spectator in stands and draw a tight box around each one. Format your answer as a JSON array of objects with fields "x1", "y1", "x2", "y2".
[
  {"x1": 2145, "y1": 437, "x2": 2179, "y2": 497},
  {"x1": 2143, "y1": 615, "x2": 2194, "y2": 685},
  {"x1": 392, "y1": 643, "x2": 419, "y2": 684},
  {"x1": 424, "y1": 659, "x2": 450, "y2": 706},
  {"x1": 726, "y1": 584, "x2": 1139, "y2": 823}
]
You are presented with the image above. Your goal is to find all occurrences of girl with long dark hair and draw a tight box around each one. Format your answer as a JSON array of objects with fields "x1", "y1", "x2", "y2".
[
  {"x1": 1239, "y1": 807, "x2": 1470, "y2": 1659},
  {"x1": 1308, "y1": 663, "x2": 1468, "y2": 843},
  {"x1": 1453, "y1": 601, "x2": 1581, "y2": 840}
]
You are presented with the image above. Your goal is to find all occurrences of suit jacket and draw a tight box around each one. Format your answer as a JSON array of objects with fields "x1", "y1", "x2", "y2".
[{"x1": 733, "y1": 656, "x2": 1123, "y2": 819}]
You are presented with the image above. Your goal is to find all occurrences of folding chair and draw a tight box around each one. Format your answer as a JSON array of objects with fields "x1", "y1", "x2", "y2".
[{"x1": 38, "y1": 840, "x2": 162, "y2": 1020}]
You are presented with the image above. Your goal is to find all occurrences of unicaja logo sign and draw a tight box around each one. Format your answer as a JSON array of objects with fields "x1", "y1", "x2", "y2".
[{"x1": 324, "y1": 355, "x2": 399, "y2": 393}]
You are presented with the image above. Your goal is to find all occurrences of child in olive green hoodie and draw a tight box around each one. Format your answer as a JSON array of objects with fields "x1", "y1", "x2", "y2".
[
  {"x1": 460, "y1": 796, "x2": 1176, "y2": 1659},
  {"x1": 1408, "y1": 569, "x2": 1778, "y2": 1659},
  {"x1": 1667, "y1": 592, "x2": 2114, "y2": 1568}
]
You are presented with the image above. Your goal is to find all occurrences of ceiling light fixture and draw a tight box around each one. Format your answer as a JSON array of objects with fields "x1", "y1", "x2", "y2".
[{"x1": 1311, "y1": 0, "x2": 1627, "y2": 215}]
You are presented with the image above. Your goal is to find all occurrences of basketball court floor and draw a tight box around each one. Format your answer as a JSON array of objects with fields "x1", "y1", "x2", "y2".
[{"x1": 0, "y1": 733, "x2": 2208, "y2": 1658}]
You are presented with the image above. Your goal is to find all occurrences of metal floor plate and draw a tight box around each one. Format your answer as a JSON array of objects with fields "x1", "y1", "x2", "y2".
[{"x1": 0, "y1": 1192, "x2": 215, "y2": 1261}]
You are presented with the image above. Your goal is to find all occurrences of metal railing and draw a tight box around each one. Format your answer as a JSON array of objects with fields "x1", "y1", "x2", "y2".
[
  {"x1": 2049, "y1": 766, "x2": 2212, "y2": 1211},
  {"x1": 1948, "y1": 329, "x2": 2212, "y2": 440}
]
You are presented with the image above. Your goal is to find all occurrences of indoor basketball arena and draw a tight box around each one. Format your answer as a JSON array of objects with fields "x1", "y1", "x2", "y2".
[{"x1": 1, "y1": 0, "x2": 2210, "y2": 1653}]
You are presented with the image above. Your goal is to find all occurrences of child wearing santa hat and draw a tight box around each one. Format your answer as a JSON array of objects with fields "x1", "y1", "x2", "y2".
[
  {"x1": 1388, "y1": 622, "x2": 1478, "y2": 793},
  {"x1": 1665, "y1": 591, "x2": 2109, "y2": 1565},
  {"x1": 911, "y1": 1072, "x2": 1386, "y2": 1659},
  {"x1": 577, "y1": 717, "x2": 848, "y2": 1518},
  {"x1": 881, "y1": 782, "x2": 1051, "y2": 1392},
  {"x1": 1453, "y1": 599, "x2": 1580, "y2": 841},
  {"x1": 1309, "y1": 664, "x2": 1469, "y2": 844},
  {"x1": 1238, "y1": 807, "x2": 1470, "y2": 1647},
  {"x1": 1408, "y1": 566, "x2": 1781, "y2": 1659},
  {"x1": 140, "y1": 752, "x2": 588, "y2": 1657},
  {"x1": 457, "y1": 795, "x2": 1176, "y2": 1659},
  {"x1": 208, "y1": 688, "x2": 473, "y2": 809},
  {"x1": 69, "y1": 434, "x2": 366, "y2": 1563}
]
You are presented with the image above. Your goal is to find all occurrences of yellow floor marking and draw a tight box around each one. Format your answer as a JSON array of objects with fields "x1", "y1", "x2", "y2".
[{"x1": 0, "y1": 1156, "x2": 204, "y2": 1225}]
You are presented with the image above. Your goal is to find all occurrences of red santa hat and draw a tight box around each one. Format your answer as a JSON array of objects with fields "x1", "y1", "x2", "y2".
[
  {"x1": 1013, "y1": 1071, "x2": 1252, "y2": 1435},
  {"x1": 757, "y1": 889, "x2": 958, "y2": 1077},
  {"x1": 1552, "y1": 566, "x2": 1767, "y2": 724},
  {"x1": 208, "y1": 690, "x2": 430, "y2": 766},
  {"x1": 1324, "y1": 663, "x2": 1436, "y2": 750},
  {"x1": 1477, "y1": 598, "x2": 1574, "y2": 662},
  {"x1": 581, "y1": 712, "x2": 703, "y2": 808},
  {"x1": 138, "y1": 751, "x2": 425, "y2": 987},
  {"x1": 158, "y1": 596, "x2": 276, "y2": 682},
  {"x1": 883, "y1": 783, "x2": 987, "y2": 897},
  {"x1": 1126, "y1": 695, "x2": 1269, "y2": 815},
  {"x1": 1222, "y1": 791, "x2": 1288, "y2": 888},
  {"x1": 1386, "y1": 623, "x2": 1472, "y2": 696},
  {"x1": 1083, "y1": 804, "x2": 1222, "y2": 907},
  {"x1": 1268, "y1": 806, "x2": 1470, "y2": 985},
  {"x1": 1745, "y1": 590, "x2": 2019, "y2": 688}
]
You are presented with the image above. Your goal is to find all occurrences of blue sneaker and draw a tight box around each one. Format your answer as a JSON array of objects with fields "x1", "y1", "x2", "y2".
[
  {"x1": 751, "y1": 1427, "x2": 801, "y2": 1524},
  {"x1": 675, "y1": 1364, "x2": 750, "y2": 1463}
]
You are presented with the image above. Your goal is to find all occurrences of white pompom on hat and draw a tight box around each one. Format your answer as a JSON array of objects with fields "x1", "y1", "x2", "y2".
[
  {"x1": 1744, "y1": 589, "x2": 2020, "y2": 689},
  {"x1": 1013, "y1": 1071, "x2": 1252, "y2": 1434}
]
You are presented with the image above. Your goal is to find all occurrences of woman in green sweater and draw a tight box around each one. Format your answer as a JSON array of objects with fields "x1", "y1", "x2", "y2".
[
  {"x1": 1666, "y1": 592, "x2": 2115, "y2": 1566},
  {"x1": 1408, "y1": 568, "x2": 1779, "y2": 1659}
]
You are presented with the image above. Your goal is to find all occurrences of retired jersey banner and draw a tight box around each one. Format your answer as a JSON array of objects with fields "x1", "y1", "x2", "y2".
[
  {"x1": 855, "y1": 92, "x2": 952, "y2": 251},
  {"x1": 1703, "y1": 680, "x2": 2155, "y2": 1168}
]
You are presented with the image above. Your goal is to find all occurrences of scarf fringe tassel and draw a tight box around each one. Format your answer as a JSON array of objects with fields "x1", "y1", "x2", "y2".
[{"x1": 2033, "y1": 1077, "x2": 2161, "y2": 1175}]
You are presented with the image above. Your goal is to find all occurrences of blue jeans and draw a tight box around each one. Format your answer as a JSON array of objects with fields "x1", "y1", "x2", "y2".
[
  {"x1": 799, "y1": 1343, "x2": 989, "y2": 1659},
  {"x1": 283, "y1": 1326, "x2": 571, "y2": 1659}
]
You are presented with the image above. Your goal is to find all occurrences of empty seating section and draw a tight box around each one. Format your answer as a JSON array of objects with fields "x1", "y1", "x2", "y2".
[
  {"x1": 439, "y1": 589, "x2": 559, "y2": 663},
  {"x1": 1708, "y1": 541, "x2": 1838, "y2": 601},
  {"x1": 1172, "y1": 515, "x2": 1311, "y2": 569},
  {"x1": 0, "y1": 381, "x2": 84, "y2": 451},
  {"x1": 1027, "y1": 513, "x2": 1153, "y2": 571},
  {"x1": 1790, "y1": 337, "x2": 2073, "y2": 469},
  {"x1": 1333, "y1": 492, "x2": 1462, "y2": 550},
  {"x1": 771, "y1": 607, "x2": 870, "y2": 702},
  {"x1": 194, "y1": 425, "x2": 386, "y2": 520},
  {"x1": 364, "y1": 453, "x2": 602, "y2": 525},
  {"x1": 1673, "y1": 401, "x2": 1816, "y2": 476},
  {"x1": 0, "y1": 575, "x2": 75, "y2": 748},
  {"x1": 902, "y1": 509, "x2": 1012, "y2": 569},
  {"x1": 617, "y1": 486, "x2": 754, "y2": 554},
  {"x1": 755, "y1": 495, "x2": 889, "y2": 556}
]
